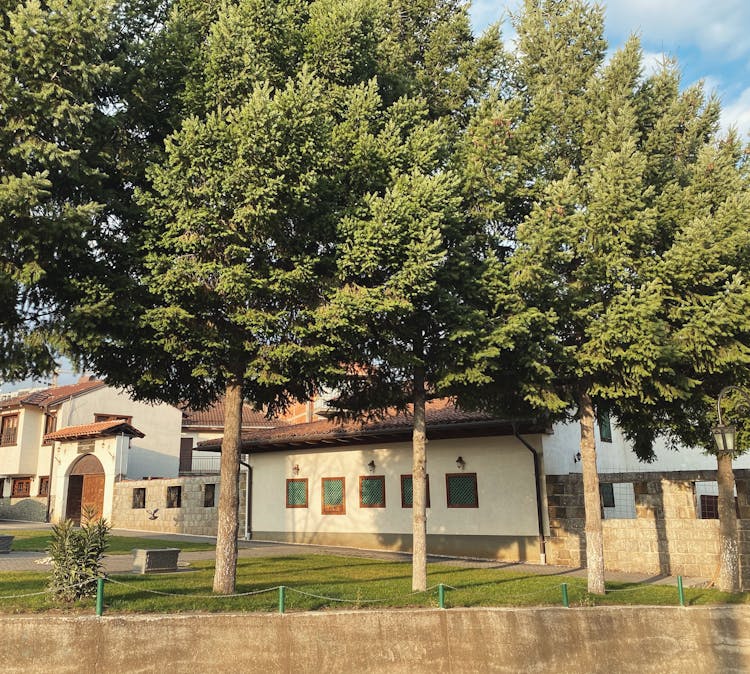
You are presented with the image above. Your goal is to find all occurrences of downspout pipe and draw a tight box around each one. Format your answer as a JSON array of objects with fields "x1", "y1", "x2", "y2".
[
  {"x1": 239, "y1": 457, "x2": 252, "y2": 540},
  {"x1": 45, "y1": 439, "x2": 56, "y2": 523},
  {"x1": 513, "y1": 426, "x2": 547, "y2": 565}
]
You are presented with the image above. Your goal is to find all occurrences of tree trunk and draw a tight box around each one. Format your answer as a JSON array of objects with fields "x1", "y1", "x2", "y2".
[
  {"x1": 717, "y1": 451, "x2": 739, "y2": 593},
  {"x1": 412, "y1": 364, "x2": 428, "y2": 592},
  {"x1": 579, "y1": 391, "x2": 605, "y2": 595},
  {"x1": 213, "y1": 378, "x2": 242, "y2": 594}
]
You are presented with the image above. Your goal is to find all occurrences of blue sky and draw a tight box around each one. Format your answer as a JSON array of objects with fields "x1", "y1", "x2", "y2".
[{"x1": 469, "y1": 0, "x2": 750, "y2": 138}]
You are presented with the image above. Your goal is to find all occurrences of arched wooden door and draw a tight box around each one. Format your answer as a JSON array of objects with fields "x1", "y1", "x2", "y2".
[{"x1": 66, "y1": 454, "x2": 105, "y2": 523}]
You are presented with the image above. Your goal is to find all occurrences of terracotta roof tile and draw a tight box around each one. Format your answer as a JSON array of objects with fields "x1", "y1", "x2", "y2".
[
  {"x1": 183, "y1": 398, "x2": 279, "y2": 429},
  {"x1": 198, "y1": 399, "x2": 514, "y2": 451},
  {"x1": 45, "y1": 419, "x2": 145, "y2": 441},
  {"x1": 0, "y1": 380, "x2": 106, "y2": 409}
]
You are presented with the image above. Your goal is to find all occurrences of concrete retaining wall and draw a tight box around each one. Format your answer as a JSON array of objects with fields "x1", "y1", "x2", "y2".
[{"x1": 2, "y1": 607, "x2": 750, "y2": 673}]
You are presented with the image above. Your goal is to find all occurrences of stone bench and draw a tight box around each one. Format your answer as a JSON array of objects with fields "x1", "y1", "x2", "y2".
[
  {"x1": 0, "y1": 536, "x2": 13, "y2": 554},
  {"x1": 131, "y1": 548, "x2": 180, "y2": 574}
]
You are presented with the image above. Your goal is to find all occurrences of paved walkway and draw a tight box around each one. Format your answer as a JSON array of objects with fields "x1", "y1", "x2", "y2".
[{"x1": 0, "y1": 520, "x2": 710, "y2": 587}]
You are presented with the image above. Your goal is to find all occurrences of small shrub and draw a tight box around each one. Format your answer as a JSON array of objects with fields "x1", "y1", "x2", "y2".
[{"x1": 47, "y1": 506, "x2": 111, "y2": 601}]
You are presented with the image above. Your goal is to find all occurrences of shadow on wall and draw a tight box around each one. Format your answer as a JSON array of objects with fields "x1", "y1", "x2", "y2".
[
  {"x1": 545, "y1": 474, "x2": 586, "y2": 568},
  {"x1": 640, "y1": 479, "x2": 671, "y2": 575},
  {"x1": 0, "y1": 497, "x2": 47, "y2": 522}
]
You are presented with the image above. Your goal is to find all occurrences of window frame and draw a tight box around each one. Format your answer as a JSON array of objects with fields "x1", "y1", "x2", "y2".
[
  {"x1": 699, "y1": 494, "x2": 739, "y2": 519},
  {"x1": 445, "y1": 473, "x2": 479, "y2": 509},
  {"x1": 600, "y1": 483, "x2": 615, "y2": 508},
  {"x1": 94, "y1": 413, "x2": 132, "y2": 425},
  {"x1": 166, "y1": 485, "x2": 182, "y2": 508},
  {"x1": 203, "y1": 483, "x2": 216, "y2": 508},
  {"x1": 132, "y1": 487, "x2": 146, "y2": 509},
  {"x1": 359, "y1": 475, "x2": 386, "y2": 508},
  {"x1": 1, "y1": 414, "x2": 19, "y2": 446},
  {"x1": 285, "y1": 478, "x2": 308, "y2": 509},
  {"x1": 321, "y1": 477, "x2": 346, "y2": 515},
  {"x1": 38, "y1": 476, "x2": 50, "y2": 497},
  {"x1": 597, "y1": 409, "x2": 613, "y2": 443},
  {"x1": 11, "y1": 477, "x2": 31, "y2": 498},
  {"x1": 400, "y1": 474, "x2": 431, "y2": 508},
  {"x1": 42, "y1": 414, "x2": 57, "y2": 445}
]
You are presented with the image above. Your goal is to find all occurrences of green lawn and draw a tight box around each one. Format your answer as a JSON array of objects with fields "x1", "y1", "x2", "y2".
[
  {"x1": 5, "y1": 529, "x2": 215, "y2": 554},
  {"x1": 0, "y1": 554, "x2": 746, "y2": 614}
]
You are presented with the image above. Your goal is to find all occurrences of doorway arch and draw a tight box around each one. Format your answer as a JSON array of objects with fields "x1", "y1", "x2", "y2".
[{"x1": 65, "y1": 454, "x2": 105, "y2": 523}]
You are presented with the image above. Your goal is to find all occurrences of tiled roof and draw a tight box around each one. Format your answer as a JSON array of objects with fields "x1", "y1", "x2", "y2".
[
  {"x1": 182, "y1": 398, "x2": 278, "y2": 429},
  {"x1": 45, "y1": 419, "x2": 145, "y2": 441},
  {"x1": 197, "y1": 399, "x2": 531, "y2": 451},
  {"x1": 0, "y1": 380, "x2": 106, "y2": 410}
]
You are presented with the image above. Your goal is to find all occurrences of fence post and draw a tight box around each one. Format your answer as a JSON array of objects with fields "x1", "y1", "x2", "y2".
[
  {"x1": 96, "y1": 578, "x2": 105, "y2": 617},
  {"x1": 561, "y1": 583, "x2": 569, "y2": 608},
  {"x1": 279, "y1": 586, "x2": 286, "y2": 614},
  {"x1": 438, "y1": 583, "x2": 445, "y2": 609},
  {"x1": 677, "y1": 576, "x2": 685, "y2": 607}
]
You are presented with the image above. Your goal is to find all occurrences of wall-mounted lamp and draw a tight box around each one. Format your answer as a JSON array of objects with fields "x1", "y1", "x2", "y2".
[
  {"x1": 367, "y1": 460, "x2": 376, "y2": 474},
  {"x1": 456, "y1": 456, "x2": 466, "y2": 470},
  {"x1": 292, "y1": 464, "x2": 300, "y2": 476},
  {"x1": 573, "y1": 452, "x2": 581, "y2": 463}
]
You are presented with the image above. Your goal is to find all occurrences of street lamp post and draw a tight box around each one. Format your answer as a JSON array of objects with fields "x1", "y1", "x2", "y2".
[
  {"x1": 710, "y1": 386, "x2": 750, "y2": 593},
  {"x1": 712, "y1": 386, "x2": 750, "y2": 454}
]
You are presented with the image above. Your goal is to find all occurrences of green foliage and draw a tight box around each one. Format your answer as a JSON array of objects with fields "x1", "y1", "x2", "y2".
[
  {"x1": 468, "y1": 0, "x2": 750, "y2": 465},
  {"x1": 0, "y1": 0, "x2": 119, "y2": 379},
  {"x1": 47, "y1": 510, "x2": 111, "y2": 602}
]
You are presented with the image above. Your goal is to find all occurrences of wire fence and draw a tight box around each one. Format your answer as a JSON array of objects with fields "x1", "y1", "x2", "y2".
[{"x1": 0, "y1": 572, "x2": 691, "y2": 614}]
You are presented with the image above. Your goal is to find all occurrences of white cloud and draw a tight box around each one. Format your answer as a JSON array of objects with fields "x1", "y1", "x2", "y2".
[
  {"x1": 604, "y1": 0, "x2": 750, "y2": 59},
  {"x1": 641, "y1": 51, "x2": 670, "y2": 77},
  {"x1": 720, "y1": 87, "x2": 750, "y2": 139}
]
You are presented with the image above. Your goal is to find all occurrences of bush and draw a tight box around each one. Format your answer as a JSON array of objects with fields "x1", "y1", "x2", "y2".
[{"x1": 47, "y1": 506, "x2": 111, "y2": 601}]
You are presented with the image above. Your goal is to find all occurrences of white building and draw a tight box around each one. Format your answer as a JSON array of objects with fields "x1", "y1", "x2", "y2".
[{"x1": 0, "y1": 378, "x2": 183, "y2": 522}]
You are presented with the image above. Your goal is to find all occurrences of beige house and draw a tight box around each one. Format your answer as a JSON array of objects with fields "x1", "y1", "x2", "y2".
[
  {"x1": 198, "y1": 401, "x2": 548, "y2": 561},
  {"x1": 0, "y1": 378, "x2": 183, "y2": 523}
]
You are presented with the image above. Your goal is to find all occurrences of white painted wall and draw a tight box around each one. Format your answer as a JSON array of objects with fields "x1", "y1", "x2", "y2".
[
  {"x1": 541, "y1": 418, "x2": 743, "y2": 476},
  {"x1": 250, "y1": 435, "x2": 541, "y2": 538},
  {"x1": 0, "y1": 408, "x2": 43, "y2": 475},
  {"x1": 55, "y1": 388, "x2": 182, "y2": 479},
  {"x1": 49, "y1": 435, "x2": 125, "y2": 522}
]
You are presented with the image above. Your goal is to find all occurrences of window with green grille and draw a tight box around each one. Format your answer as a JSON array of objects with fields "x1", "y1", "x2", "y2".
[
  {"x1": 446, "y1": 473, "x2": 478, "y2": 508},
  {"x1": 322, "y1": 477, "x2": 345, "y2": 514},
  {"x1": 286, "y1": 479, "x2": 308, "y2": 508},
  {"x1": 359, "y1": 476, "x2": 385, "y2": 508},
  {"x1": 400, "y1": 475, "x2": 431, "y2": 508}
]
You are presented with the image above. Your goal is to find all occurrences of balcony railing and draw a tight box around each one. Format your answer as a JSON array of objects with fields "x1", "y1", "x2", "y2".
[
  {"x1": 0, "y1": 428, "x2": 18, "y2": 446},
  {"x1": 180, "y1": 456, "x2": 221, "y2": 475}
]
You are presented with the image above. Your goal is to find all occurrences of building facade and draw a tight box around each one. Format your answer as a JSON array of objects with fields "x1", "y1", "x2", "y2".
[{"x1": 0, "y1": 379, "x2": 183, "y2": 523}]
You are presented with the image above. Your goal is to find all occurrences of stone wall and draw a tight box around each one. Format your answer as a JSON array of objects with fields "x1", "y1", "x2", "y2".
[
  {"x1": 0, "y1": 496, "x2": 47, "y2": 522},
  {"x1": 546, "y1": 470, "x2": 750, "y2": 587},
  {"x1": 2, "y1": 607, "x2": 750, "y2": 673},
  {"x1": 110, "y1": 475, "x2": 221, "y2": 536}
]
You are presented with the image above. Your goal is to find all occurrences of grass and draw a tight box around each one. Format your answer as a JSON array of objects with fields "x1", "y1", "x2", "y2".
[
  {"x1": 5, "y1": 529, "x2": 215, "y2": 555},
  {"x1": 0, "y1": 553, "x2": 747, "y2": 614}
]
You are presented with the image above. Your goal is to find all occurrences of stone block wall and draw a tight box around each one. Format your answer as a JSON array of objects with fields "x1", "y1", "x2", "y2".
[
  {"x1": 0, "y1": 496, "x2": 47, "y2": 522},
  {"x1": 546, "y1": 470, "x2": 750, "y2": 587},
  {"x1": 111, "y1": 476, "x2": 221, "y2": 536}
]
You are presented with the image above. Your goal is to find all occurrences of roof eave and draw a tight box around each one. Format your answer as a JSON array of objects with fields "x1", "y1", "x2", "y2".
[{"x1": 198, "y1": 418, "x2": 543, "y2": 453}]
